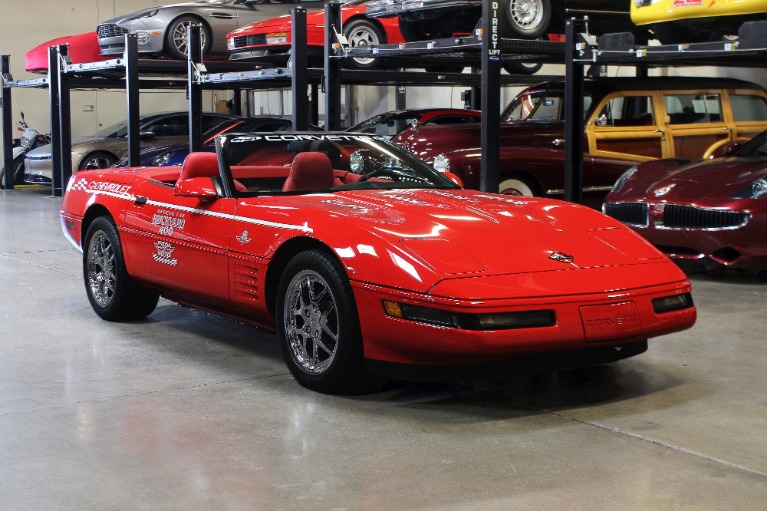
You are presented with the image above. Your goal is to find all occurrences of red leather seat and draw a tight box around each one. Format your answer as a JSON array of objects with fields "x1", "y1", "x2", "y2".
[{"x1": 282, "y1": 152, "x2": 337, "y2": 192}]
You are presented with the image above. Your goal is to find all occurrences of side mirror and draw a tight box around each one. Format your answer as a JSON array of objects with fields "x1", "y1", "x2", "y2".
[
  {"x1": 174, "y1": 177, "x2": 218, "y2": 200},
  {"x1": 443, "y1": 172, "x2": 464, "y2": 187}
]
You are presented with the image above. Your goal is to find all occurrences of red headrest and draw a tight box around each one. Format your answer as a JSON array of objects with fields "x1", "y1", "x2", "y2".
[{"x1": 282, "y1": 152, "x2": 334, "y2": 192}]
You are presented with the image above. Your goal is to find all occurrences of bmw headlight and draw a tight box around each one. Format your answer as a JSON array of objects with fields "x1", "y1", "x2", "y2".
[
  {"x1": 432, "y1": 154, "x2": 450, "y2": 173},
  {"x1": 612, "y1": 166, "x2": 638, "y2": 193},
  {"x1": 128, "y1": 9, "x2": 159, "y2": 20},
  {"x1": 732, "y1": 177, "x2": 767, "y2": 199}
]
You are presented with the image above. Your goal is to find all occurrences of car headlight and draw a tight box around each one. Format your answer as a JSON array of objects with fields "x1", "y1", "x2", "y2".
[
  {"x1": 382, "y1": 301, "x2": 556, "y2": 330},
  {"x1": 432, "y1": 154, "x2": 450, "y2": 173},
  {"x1": 350, "y1": 150, "x2": 365, "y2": 173},
  {"x1": 153, "y1": 151, "x2": 176, "y2": 167},
  {"x1": 128, "y1": 9, "x2": 159, "y2": 20},
  {"x1": 732, "y1": 177, "x2": 767, "y2": 199},
  {"x1": 612, "y1": 166, "x2": 638, "y2": 193}
]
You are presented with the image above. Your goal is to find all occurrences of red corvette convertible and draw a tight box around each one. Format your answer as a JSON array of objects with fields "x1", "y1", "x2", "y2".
[
  {"x1": 60, "y1": 132, "x2": 696, "y2": 393},
  {"x1": 227, "y1": 0, "x2": 403, "y2": 69},
  {"x1": 604, "y1": 131, "x2": 767, "y2": 270}
]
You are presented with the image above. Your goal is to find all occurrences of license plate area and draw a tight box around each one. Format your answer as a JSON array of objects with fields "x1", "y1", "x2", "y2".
[{"x1": 580, "y1": 301, "x2": 642, "y2": 343}]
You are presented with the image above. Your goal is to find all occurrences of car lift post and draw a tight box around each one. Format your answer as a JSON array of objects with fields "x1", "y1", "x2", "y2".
[
  {"x1": 563, "y1": 18, "x2": 585, "y2": 204},
  {"x1": 126, "y1": 34, "x2": 141, "y2": 165},
  {"x1": 187, "y1": 26, "x2": 203, "y2": 153},
  {"x1": 324, "y1": 2, "x2": 343, "y2": 131},
  {"x1": 292, "y1": 7, "x2": 309, "y2": 131},
  {"x1": 52, "y1": 44, "x2": 72, "y2": 198},
  {"x1": 479, "y1": 0, "x2": 501, "y2": 193},
  {"x1": 1, "y1": 54, "x2": 13, "y2": 190}
]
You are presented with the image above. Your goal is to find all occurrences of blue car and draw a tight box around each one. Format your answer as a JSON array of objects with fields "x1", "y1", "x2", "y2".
[{"x1": 117, "y1": 116, "x2": 300, "y2": 167}]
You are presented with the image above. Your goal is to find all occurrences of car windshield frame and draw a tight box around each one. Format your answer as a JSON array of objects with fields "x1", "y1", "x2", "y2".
[{"x1": 215, "y1": 132, "x2": 461, "y2": 196}]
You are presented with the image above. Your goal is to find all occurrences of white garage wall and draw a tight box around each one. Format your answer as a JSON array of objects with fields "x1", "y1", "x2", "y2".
[
  {"x1": 0, "y1": 0, "x2": 209, "y2": 165},
  {"x1": 2, "y1": 1, "x2": 767, "y2": 163}
]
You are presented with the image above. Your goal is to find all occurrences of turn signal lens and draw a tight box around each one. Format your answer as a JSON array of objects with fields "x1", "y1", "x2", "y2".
[{"x1": 652, "y1": 293, "x2": 693, "y2": 314}]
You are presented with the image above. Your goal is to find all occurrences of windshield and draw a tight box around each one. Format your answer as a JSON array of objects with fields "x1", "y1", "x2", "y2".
[
  {"x1": 502, "y1": 90, "x2": 592, "y2": 122},
  {"x1": 217, "y1": 132, "x2": 459, "y2": 195}
]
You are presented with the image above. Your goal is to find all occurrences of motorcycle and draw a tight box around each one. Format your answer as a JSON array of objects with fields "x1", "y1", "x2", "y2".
[{"x1": 1, "y1": 112, "x2": 51, "y2": 188}]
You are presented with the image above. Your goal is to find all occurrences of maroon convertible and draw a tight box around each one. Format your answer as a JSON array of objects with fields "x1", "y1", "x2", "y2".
[{"x1": 603, "y1": 130, "x2": 767, "y2": 270}]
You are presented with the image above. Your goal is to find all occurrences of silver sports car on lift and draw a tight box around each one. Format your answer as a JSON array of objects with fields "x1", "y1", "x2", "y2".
[{"x1": 97, "y1": 0, "x2": 322, "y2": 60}]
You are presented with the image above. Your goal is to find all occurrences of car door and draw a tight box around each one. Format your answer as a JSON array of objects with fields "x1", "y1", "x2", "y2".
[
  {"x1": 661, "y1": 91, "x2": 731, "y2": 159},
  {"x1": 121, "y1": 180, "x2": 236, "y2": 308},
  {"x1": 586, "y1": 92, "x2": 669, "y2": 161}
]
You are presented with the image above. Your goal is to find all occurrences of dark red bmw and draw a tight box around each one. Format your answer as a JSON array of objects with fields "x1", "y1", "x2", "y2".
[{"x1": 603, "y1": 131, "x2": 767, "y2": 269}]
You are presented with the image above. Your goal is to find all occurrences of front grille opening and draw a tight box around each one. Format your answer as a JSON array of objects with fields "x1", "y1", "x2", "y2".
[
  {"x1": 604, "y1": 202, "x2": 649, "y2": 227},
  {"x1": 663, "y1": 205, "x2": 750, "y2": 230},
  {"x1": 711, "y1": 246, "x2": 742, "y2": 264}
]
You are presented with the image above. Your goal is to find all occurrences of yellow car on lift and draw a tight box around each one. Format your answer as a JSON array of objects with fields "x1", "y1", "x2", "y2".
[{"x1": 631, "y1": 0, "x2": 767, "y2": 44}]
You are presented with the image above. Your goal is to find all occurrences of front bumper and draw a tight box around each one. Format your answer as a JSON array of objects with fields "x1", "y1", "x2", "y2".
[
  {"x1": 605, "y1": 200, "x2": 767, "y2": 269},
  {"x1": 352, "y1": 273, "x2": 695, "y2": 365},
  {"x1": 97, "y1": 21, "x2": 166, "y2": 56}
]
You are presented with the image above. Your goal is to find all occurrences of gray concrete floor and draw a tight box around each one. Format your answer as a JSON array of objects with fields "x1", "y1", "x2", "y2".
[{"x1": 1, "y1": 187, "x2": 766, "y2": 511}]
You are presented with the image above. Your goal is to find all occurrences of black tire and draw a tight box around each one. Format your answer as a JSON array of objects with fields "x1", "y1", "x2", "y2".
[
  {"x1": 343, "y1": 19, "x2": 385, "y2": 70},
  {"x1": 83, "y1": 216, "x2": 159, "y2": 321},
  {"x1": 650, "y1": 22, "x2": 703, "y2": 45},
  {"x1": 503, "y1": 61, "x2": 543, "y2": 74},
  {"x1": 78, "y1": 151, "x2": 117, "y2": 171},
  {"x1": 0, "y1": 157, "x2": 25, "y2": 188},
  {"x1": 165, "y1": 15, "x2": 211, "y2": 60},
  {"x1": 276, "y1": 249, "x2": 373, "y2": 394},
  {"x1": 500, "y1": 0, "x2": 551, "y2": 39}
]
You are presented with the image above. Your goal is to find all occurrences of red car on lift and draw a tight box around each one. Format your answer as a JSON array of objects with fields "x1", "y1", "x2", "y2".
[
  {"x1": 60, "y1": 132, "x2": 696, "y2": 393},
  {"x1": 227, "y1": 0, "x2": 404, "y2": 69},
  {"x1": 603, "y1": 130, "x2": 767, "y2": 270}
]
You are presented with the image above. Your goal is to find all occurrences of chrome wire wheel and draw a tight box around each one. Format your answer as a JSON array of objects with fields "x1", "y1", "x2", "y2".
[
  {"x1": 283, "y1": 269, "x2": 340, "y2": 375},
  {"x1": 86, "y1": 230, "x2": 117, "y2": 308},
  {"x1": 509, "y1": 0, "x2": 544, "y2": 32}
]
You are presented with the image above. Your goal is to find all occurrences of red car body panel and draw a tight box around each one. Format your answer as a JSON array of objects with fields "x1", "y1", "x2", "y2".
[
  {"x1": 25, "y1": 32, "x2": 111, "y2": 73},
  {"x1": 604, "y1": 152, "x2": 767, "y2": 269},
  {"x1": 227, "y1": 5, "x2": 403, "y2": 58},
  {"x1": 60, "y1": 134, "x2": 696, "y2": 369}
]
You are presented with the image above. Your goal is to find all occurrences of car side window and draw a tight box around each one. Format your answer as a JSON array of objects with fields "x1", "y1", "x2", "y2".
[
  {"x1": 428, "y1": 115, "x2": 480, "y2": 125},
  {"x1": 594, "y1": 95, "x2": 654, "y2": 127},
  {"x1": 147, "y1": 116, "x2": 190, "y2": 136},
  {"x1": 730, "y1": 94, "x2": 767, "y2": 122},
  {"x1": 664, "y1": 93, "x2": 722, "y2": 124}
]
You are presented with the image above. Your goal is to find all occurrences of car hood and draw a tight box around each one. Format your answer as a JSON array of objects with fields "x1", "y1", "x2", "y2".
[
  {"x1": 231, "y1": 9, "x2": 325, "y2": 35},
  {"x1": 393, "y1": 122, "x2": 564, "y2": 162},
  {"x1": 616, "y1": 157, "x2": 767, "y2": 202},
  {"x1": 271, "y1": 188, "x2": 666, "y2": 281},
  {"x1": 102, "y1": 3, "x2": 195, "y2": 24}
]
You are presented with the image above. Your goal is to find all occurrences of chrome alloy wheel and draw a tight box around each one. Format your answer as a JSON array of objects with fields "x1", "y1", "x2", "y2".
[
  {"x1": 172, "y1": 21, "x2": 207, "y2": 56},
  {"x1": 347, "y1": 24, "x2": 380, "y2": 67},
  {"x1": 86, "y1": 231, "x2": 117, "y2": 308},
  {"x1": 283, "y1": 269, "x2": 340, "y2": 375},
  {"x1": 509, "y1": 0, "x2": 544, "y2": 31}
]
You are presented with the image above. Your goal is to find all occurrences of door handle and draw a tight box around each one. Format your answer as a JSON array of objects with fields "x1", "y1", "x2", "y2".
[{"x1": 553, "y1": 139, "x2": 565, "y2": 146}]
